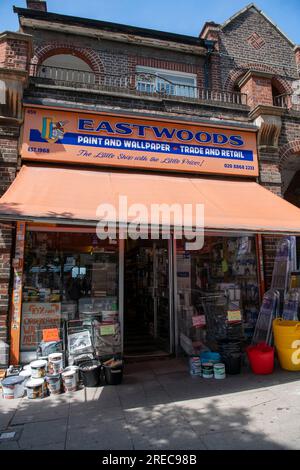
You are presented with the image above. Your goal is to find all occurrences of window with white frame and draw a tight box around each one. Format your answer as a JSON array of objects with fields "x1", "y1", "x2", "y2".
[{"x1": 136, "y1": 66, "x2": 197, "y2": 98}]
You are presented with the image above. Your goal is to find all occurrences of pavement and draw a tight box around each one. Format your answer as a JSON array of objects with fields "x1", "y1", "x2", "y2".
[{"x1": 0, "y1": 357, "x2": 300, "y2": 450}]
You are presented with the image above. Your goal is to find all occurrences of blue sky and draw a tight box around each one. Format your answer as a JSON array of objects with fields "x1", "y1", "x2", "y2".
[{"x1": 1, "y1": 0, "x2": 300, "y2": 44}]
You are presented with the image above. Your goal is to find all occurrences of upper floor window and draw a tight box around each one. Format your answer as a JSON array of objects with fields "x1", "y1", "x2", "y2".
[
  {"x1": 39, "y1": 54, "x2": 95, "y2": 85},
  {"x1": 136, "y1": 66, "x2": 197, "y2": 98}
]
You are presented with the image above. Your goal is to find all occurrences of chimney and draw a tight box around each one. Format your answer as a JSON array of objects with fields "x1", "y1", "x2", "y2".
[{"x1": 26, "y1": 0, "x2": 47, "y2": 12}]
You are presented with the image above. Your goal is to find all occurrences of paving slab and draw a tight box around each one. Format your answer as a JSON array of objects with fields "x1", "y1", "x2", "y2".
[
  {"x1": 11, "y1": 399, "x2": 70, "y2": 425},
  {"x1": 66, "y1": 418, "x2": 133, "y2": 450},
  {"x1": 18, "y1": 417, "x2": 67, "y2": 449},
  {"x1": 201, "y1": 429, "x2": 284, "y2": 450}
]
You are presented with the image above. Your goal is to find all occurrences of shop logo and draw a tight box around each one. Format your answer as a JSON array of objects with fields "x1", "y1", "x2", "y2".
[
  {"x1": 96, "y1": 196, "x2": 204, "y2": 250},
  {"x1": 41, "y1": 117, "x2": 68, "y2": 143}
]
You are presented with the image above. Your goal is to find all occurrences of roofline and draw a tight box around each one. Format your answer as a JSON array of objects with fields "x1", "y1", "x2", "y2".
[
  {"x1": 221, "y1": 3, "x2": 295, "y2": 47},
  {"x1": 13, "y1": 6, "x2": 206, "y2": 47}
]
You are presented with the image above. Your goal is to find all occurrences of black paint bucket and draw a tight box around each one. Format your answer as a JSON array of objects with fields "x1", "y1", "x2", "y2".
[
  {"x1": 223, "y1": 353, "x2": 242, "y2": 375},
  {"x1": 104, "y1": 365, "x2": 123, "y2": 385},
  {"x1": 79, "y1": 360, "x2": 101, "y2": 387}
]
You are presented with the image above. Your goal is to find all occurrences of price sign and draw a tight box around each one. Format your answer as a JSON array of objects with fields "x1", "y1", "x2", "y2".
[
  {"x1": 42, "y1": 328, "x2": 60, "y2": 342},
  {"x1": 227, "y1": 310, "x2": 242, "y2": 323},
  {"x1": 100, "y1": 324, "x2": 116, "y2": 336}
]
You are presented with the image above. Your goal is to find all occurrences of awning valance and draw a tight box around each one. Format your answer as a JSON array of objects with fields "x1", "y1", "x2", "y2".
[{"x1": 0, "y1": 165, "x2": 300, "y2": 234}]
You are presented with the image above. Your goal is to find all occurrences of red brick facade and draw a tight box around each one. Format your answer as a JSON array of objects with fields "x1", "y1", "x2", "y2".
[{"x1": 1, "y1": 3, "x2": 300, "y2": 359}]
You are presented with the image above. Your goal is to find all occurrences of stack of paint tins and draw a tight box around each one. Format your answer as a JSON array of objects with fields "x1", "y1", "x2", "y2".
[
  {"x1": 45, "y1": 353, "x2": 64, "y2": 396},
  {"x1": 26, "y1": 359, "x2": 48, "y2": 399},
  {"x1": 47, "y1": 351, "x2": 80, "y2": 393}
]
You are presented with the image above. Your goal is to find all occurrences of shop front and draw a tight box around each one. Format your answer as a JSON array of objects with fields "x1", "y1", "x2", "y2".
[{"x1": 2, "y1": 106, "x2": 300, "y2": 366}]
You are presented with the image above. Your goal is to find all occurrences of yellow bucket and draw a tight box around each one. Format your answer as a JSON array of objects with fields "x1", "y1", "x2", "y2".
[
  {"x1": 276, "y1": 346, "x2": 300, "y2": 371},
  {"x1": 273, "y1": 319, "x2": 300, "y2": 349},
  {"x1": 273, "y1": 319, "x2": 300, "y2": 370}
]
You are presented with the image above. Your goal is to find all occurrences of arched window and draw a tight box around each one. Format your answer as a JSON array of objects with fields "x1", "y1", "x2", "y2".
[{"x1": 38, "y1": 54, "x2": 95, "y2": 85}]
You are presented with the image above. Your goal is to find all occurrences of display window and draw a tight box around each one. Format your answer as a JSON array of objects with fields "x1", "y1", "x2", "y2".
[
  {"x1": 20, "y1": 230, "x2": 120, "y2": 363},
  {"x1": 176, "y1": 235, "x2": 260, "y2": 355}
]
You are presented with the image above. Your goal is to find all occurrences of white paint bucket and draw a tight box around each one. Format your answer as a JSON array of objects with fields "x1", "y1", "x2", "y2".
[
  {"x1": 46, "y1": 374, "x2": 61, "y2": 395},
  {"x1": 63, "y1": 366, "x2": 80, "y2": 384},
  {"x1": 19, "y1": 369, "x2": 32, "y2": 387},
  {"x1": 48, "y1": 353, "x2": 63, "y2": 375},
  {"x1": 62, "y1": 369, "x2": 78, "y2": 392},
  {"x1": 214, "y1": 363, "x2": 226, "y2": 379},
  {"x1": 1, "y1": 375, "x2": 25, "y2": 399},
  {"x1": 25, "y1": 378, "x2": 45, "y2": 399},
  {"x1": 30, "y1": 359, "x2": 47, "y2": 379}
]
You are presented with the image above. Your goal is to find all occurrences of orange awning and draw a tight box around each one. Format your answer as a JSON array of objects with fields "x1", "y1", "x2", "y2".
[{"x1": 1, "y1": 164, "x2": 300, "y2": 234}]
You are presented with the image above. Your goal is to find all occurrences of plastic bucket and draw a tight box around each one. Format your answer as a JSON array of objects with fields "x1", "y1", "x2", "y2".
[
  {"x1": 30, "y1": 359, "x2": 47, "y2": 379},
  {"x1": 276, "y1": 346, "x2": 300, "y2": 371},
  {"x1": 223, "y1": 353, "x2": 242, "y2": 375},
  {"x1": 48, "y1": 353, "x2": 63, "y2": 375},
  {"x1": 62, "y1": 369, "x2": 78, "y2": 392},
  {"x1": 202, "y1": 362, "x2": 214, "y2": 378},
  {"x1": 246, "y1": 342, "x2": 274, "y2": 375},
  {"x1": 26, "y1": 378, "x2": 45, "y2": 399},
  {"x1": 46, "y1": 374, "x2": 61, "y2": 395},
  {"x1": 79, "y1": 360, "x2": 101, "y2": 387},
  {"x1": 1, "y1": 375, "x2": 25, "y2": 399},
  {"x1": 214, "y1": 363, "x2": 226, "y2": 379},
  {"x1": 103, "y1": 365, "x2": 123, "y2": 385},
  {"x1": 273, "y1": 319, "x2": 300, "y2": 349}
]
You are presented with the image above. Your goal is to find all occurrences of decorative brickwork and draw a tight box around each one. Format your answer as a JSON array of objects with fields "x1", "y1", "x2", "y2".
[
  {"x1": 32, "y1": 42, "x2": 104, "y2": 75},
  {"x1": 279, "y1": 140, "x2": 300, "y2": 169},
  {"x1": 247, "y1": 32, "x2": 265, "y2": 50}
]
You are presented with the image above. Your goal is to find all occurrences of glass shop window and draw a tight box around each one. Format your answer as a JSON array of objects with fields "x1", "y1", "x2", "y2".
[
  {"x1": 176, "y1": 236, "x2": 260, "y2": 356},
  {"x1": 20, "y1": 231, "x2": 119, "y2": 362}
]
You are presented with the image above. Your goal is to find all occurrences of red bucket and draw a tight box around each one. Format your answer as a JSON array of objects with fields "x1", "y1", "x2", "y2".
[{"x1": 246, "y1": 342, "x2": 274, "y2": 375}]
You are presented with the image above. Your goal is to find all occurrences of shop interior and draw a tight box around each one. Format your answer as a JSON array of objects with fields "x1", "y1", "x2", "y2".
[{"x1": 124, "y1": 239, "x2": 170, "y2": 357}]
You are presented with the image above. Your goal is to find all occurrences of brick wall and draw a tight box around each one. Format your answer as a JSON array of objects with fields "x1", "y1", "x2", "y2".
[
  {"x1": 239, "y1": 74, "x2": 273, "y2": 108},
  {"x1": 28, "y1": 30, "x2": 207, "y2": 87},
  {"x1": 0, "y1": 33, "x2": 31, "y2": 71},
  {"x1": 218, "y1": 7, "x2": 298, "y2": 91},
  {"x1": 0, "y1": 126, "x2": 19, "y2": 345}
]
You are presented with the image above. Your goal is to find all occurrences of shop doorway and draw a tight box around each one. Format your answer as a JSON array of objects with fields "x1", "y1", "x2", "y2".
[{"x1": 124, "y1": 239, "x2": 172, "y2": 358}]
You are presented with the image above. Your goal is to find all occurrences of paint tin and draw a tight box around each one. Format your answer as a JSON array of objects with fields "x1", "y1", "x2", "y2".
[
  {"x1": 1, "y1": 375, "x2": 25, "y2": 399},
  {"x1": 63, "y1": 366, "x2": 80, "y2": 384},
  {"x1": 46, "y1": 374, "x2": 61, "y2": 395},
  {"x1": 214, "y1": 363, "x2": 226, "y2": 380},
  {"x1": 202, "y1": 362, "x2": 214, "y2": 379},
  {"x1": 62, "y1": 369, "x2": 78, "y2": 392},
  {"x1": 30, "y1": 359, "x2": 47, "y2": 379},
  {"x1": 48, "y1": 353, "x2": 63, "y2": 375},
  {"x1": 19, "y1": 369, "x2": 32, "y2": 387},
  {"x1": 189, "y1": 356, "x2": 202, "y2": 377},
  {"x1": 26, "y1": 378, "x2": 45, "y2": 399}
]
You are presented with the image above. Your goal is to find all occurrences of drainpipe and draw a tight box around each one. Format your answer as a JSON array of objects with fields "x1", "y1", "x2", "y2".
[{"x1": 203, "y1": 39, "x2": 215, "y2": 90}]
